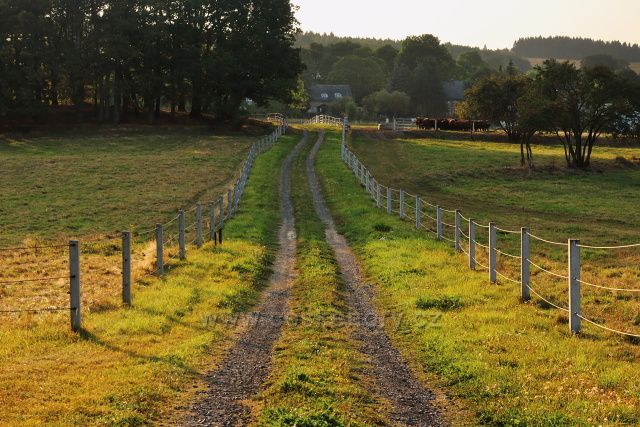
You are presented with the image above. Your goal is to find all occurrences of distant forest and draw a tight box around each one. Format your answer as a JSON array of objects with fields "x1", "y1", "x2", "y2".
[
  {"x1": 512, "y1": 37, "x2": 640, "y2": 62},
  {"x1": 297, "y1": 32, "x2": 532, "y2": 72},
  {"x1": 295, "y1": 32, "x2": 401, "y2": 50},
  {"x1": 298, "y1": 32, "x2": 640, "y2": 67}
]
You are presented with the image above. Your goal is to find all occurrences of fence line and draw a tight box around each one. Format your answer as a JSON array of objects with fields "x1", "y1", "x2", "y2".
[
  {"x1": 0, "y1": 123, "x2": 288, "y2": 331},
  {"x1": 339, "y1": 123, "x2": 640, "y2": 339},
  {"x1": 304, "y1": 115, "x2": 344, "y2": 128}
]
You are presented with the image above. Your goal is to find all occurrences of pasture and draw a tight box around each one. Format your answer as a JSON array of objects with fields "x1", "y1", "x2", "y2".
[
  {"x1": 0, "y1": 127, "x2": 256, "y2": 325},
  {"x1": 0, "y1": 127, "x2": 255, "y2": 246},
  {"x1": 0, "y1": 131, "x2": 298, "y2": 425},
  {"x1": 317, "y1": 131, "x2": 640, "y2": 424},
  {"x1": 346, "y1": 131, "x2": 640, "y2": 338}
]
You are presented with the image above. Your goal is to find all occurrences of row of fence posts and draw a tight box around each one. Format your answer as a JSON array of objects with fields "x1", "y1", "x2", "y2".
[
  {"x1": 64, "y1": 123, "x2": 286, "y2": 332},
  {"x1": 340, "y1": 128, "x2": 584, "y2": 335}
]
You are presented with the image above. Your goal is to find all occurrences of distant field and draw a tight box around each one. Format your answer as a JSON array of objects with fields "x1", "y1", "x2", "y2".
[{"x1": 0, "y1": 127, "x2": 254, "y2": 246}]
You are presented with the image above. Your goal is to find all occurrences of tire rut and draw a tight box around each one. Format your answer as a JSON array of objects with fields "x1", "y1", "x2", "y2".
[
  {"x1": 186, "y1": 133, "x2": 308, "y2": 426},
  {"x1": 306, "y1": 132, "x2": 445, "y2": 426}
]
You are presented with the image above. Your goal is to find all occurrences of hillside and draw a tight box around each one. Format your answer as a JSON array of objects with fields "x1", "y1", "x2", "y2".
[{"x1": 513, "y1": 36, "x2": 640, "y2": 62}]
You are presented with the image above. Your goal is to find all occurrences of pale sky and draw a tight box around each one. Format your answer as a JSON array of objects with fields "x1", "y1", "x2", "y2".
[{"x1": 292, "y1": 0, "x2": 640, "y2": 49}]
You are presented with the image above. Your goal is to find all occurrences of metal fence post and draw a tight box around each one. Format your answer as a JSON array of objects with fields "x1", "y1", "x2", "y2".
[
  {"x1": 196, "y1": 204, "x2": 203, "y2": 248},
  {"x1": 455, "y1": 210, "x2": 462, "y2": 252},
  {"x1": 178, "y1": 210, "x2": 186, "y2": 260},
  {"x1": 436, "y1": 206, "x2": 443, "y2": 241},
  {"x1": 156, "y1": 223, "x2": 164, "y2": 275},
  {"x1": 122, "y1": 231, "x2": 131, "y2": 305},
  {"x1": 387, "y1": 187, "x2": 392, "y2": 215},
  {"x1": 489, "y1": 222, "x2": 497, "y2": 284},
  {"x1": 209, "y1": 203, "x2": 216, "y2": 244},
  {"x1": 521, "y1": 228, "x2": 530, "y2": 301},
  {"x1": 469, "y1": 220, "x2": 476, "y2": 270},
  {"x1": 416, "y1": 197, "x2": 421, "y2": 229},
  {"x1": 569, "y1": 239, "x2": 581, "y2": 334},
  {"x1": 69, "y1": 240, "x2": 81, "y2": 332},
  {"x1": 399, "y1": 189, "x2": 405, "y2": 219}
]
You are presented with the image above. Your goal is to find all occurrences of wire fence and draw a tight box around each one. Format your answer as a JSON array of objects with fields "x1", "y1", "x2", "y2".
[
  {"x1": 0, "y1": 124, "x2": 288, "y2": 331},
  {"x1": 340, "y1": 127, "x2": 640, "y2": 340}
]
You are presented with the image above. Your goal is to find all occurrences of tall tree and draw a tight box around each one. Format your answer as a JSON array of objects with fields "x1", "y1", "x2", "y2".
[{"x1": 537, "y1": 60, "x2": 633, "y2": 168}]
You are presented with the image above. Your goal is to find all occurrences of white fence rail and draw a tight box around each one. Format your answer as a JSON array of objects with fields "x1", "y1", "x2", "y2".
[
  {"x1": 304, "y1": 115, "x2": 344, "y2": 128},
  {"x1": 393, "y1": 117, "x2": 416, "y2": 131},
  {"x1": 339, "y1": 125, "x2": 640, "y2": 339},
  {"x1": 0, "y1": 123, "x2": 288, "y2": 331}
]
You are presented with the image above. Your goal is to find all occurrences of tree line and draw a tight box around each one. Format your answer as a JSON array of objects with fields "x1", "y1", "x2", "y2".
[
  {"x1": 462, "y1": 61, "x2": 640, "y2": 169},
  {"x1": 294, "y1": 34, "x2": 530, "y2": 120},
  {"x1": 0, "y1": 0, "x2": 302, "y2": 126},
  {"x1": 513, "y1": 36, "x2": 640, "y2": 62}
]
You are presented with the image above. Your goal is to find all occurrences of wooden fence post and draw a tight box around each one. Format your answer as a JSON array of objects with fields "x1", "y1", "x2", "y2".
[
  {"x1": 469, "y1": 220, "x2": 476, "y2": 270},
  {"x1": 399, "y1": 189, "x2": 405, "y2": 219},
  {"x1": 455, "y1": 210, "x2": 462, "y2": 252},
  {"x1": 569, "y1": 239, "x2": 581, "y2": 334},
  {"x1": 69, "y1": 240, "x2": 81, "y2": 332},
  {"x1": 122, "y1": 231, "x2": 131, "y2": 305},
  {"x1": 209, "y1": 203, "x2": 216, "y2": 244},
  {"x1": 156, "y1": 223, "x2": 164, "y2": 275},
  {"x1": 218, "y1": 197, "x2": 224, "y2": 230},
  {"x1": 196, "y1": 204, "x2": 203, "y2": 248},
  {"x1": 416, "y1": 197, "x2": 421, "y2": 229},
  {"x1": 178, "y1": 210, "x2": 186, "y2": 260},
  {"x1": 387, "y1": 187, "x2": 392, "y2": 215},
  {"x1": 436, "y1": 206, "x2": 443, "y2": 241},
  {"x1": 227, "y1": 189, "x2": 232, "y2": 218},
  {"x1": 377, "y1": 183, "x2": 381, "y2": 209},
  {"x1": 521, "y1": 228, "x2": 530, "y2": 301},
  {"x1": 489, "y1": 222, "x2": 497, "y2": 284}
]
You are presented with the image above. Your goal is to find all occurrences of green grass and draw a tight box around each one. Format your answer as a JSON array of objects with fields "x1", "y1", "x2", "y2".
[
  {"x1": 0, "y1": 133, "x2": 298, "y2": 426},
  {"x1": 347, "y1": 130, "x2": 640, "y2": 348},
  {"x1": 350, "y1": 132, "x2": 640, "y2": 246},
  {"x1": 254, "y1": 133, "x2": 386, "y2": 426},
  {"x1": 0, "y1": 127, "x2": 255, "y2": 246},
  {"x1": 315, "y1": 132, "x2": 640, "y2": 425}
]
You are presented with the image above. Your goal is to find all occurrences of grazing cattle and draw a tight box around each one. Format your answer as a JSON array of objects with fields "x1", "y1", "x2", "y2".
[{"x1": 415, "y1": 117, "x2": 491, "y2": 132}]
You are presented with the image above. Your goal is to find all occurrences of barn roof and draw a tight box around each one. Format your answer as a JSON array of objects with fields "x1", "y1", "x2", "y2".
[
  {"x1": 308, "y1": 85, "x2": 353, "y2": 102},
  {"x1": 443, "y1": 80, "x2": 465, "y2": 101}
]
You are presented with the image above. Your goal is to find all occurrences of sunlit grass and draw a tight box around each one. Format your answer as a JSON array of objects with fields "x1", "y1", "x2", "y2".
[
  {"x1": 254, "y1": 133, "x2": 386, "y2": 426},
  {"x1": 0, "y1": 134, "x2": 298, "y2": 426},
  {"x1": 0, "y1": 127, "x2": 255, "y2": 246},
  {"x1": 316, "y1": 132, "x2": 640, "y2": 425}
]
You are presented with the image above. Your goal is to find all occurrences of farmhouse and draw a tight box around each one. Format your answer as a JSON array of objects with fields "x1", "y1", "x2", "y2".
[
  {"x1": 307, "y1": 84, "x2": 353, "y2": 114},
  {"x1": 443, "y1": 80, "x2": 465, "y2": 116}
]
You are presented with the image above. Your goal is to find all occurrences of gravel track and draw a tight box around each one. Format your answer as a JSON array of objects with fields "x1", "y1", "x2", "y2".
[
  {"x1": 186, "y1": 133, "x2": 308, "y2": 426},
  {"x1": 306, "y1": 132, "x2": 445, "y2": 426}
]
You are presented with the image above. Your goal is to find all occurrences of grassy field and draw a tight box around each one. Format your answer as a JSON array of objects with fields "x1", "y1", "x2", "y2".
[
  {"x1": 316, "y1": 131, "x2": 640, "y2": 425},
  {"x1": 346, "y1": 131, "x2": 640, "y2": 339},
  {"x1": 0, "y1": 126, "x2": 255, "y2": 246},
  {"x1": 254, "y1": 132, "x2": 386, "y2": 426},
  {"x1": 0, "y1": 126, "x2": 260, "y2": 326},
  {"x1": 0, "y1": 130, "x2": 297, "y2": 425}
]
